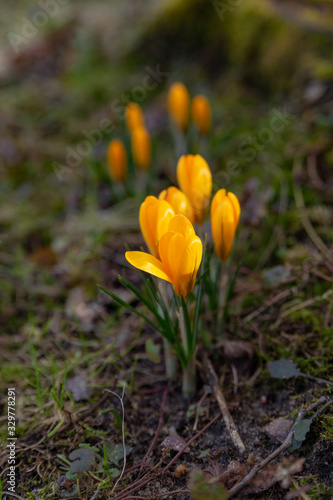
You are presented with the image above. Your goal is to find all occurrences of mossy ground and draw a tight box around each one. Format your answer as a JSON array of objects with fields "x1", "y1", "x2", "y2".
[{"x1": 0, "y1": 1, "x2": 333, "y2": 499}]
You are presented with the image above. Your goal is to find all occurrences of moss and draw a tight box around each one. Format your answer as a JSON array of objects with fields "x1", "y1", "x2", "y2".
[{"x1": 297, "y1": 476, "x2": 333, "y2": 499}]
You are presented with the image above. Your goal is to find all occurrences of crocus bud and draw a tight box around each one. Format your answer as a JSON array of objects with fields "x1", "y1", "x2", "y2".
[
  {"x1": 211, "y1": 189, "x2": 241, "y2": 261},
  {"x1": 131, "y1": 126, "x2": 151, "y2": 170},
  {"x1": 167, "y1": 82, "x2": 190, "y2": 132},
  {"x1": 158, "y1": 187, "x2": 195, "y2": 224},
  {"x1": 191, "y1": 95, "x2": 211, "y2": 135},
  {"x1": 125, "y1": 102, "x2": 145, "y2": 133},
  {"x1": 126, "y1": 215, "x2": 202, "y2": 299},
  {"x1": 139, "y1": 196, "x2": 175, "y2": 258},
  {"x1": 176, "y1": 154, "x2": 212, "y2": 224},
  {"x1": 107, "y1": 139, "x2": 128, "y2": 182}
]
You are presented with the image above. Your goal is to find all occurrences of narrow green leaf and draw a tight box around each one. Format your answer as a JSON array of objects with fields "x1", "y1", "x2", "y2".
[
  {"x1": 119, "y1": 276, "x2": 159, "y2": 317},
  {"x1": 98, "y1": 285, "x2": 161, "y2": 333}
]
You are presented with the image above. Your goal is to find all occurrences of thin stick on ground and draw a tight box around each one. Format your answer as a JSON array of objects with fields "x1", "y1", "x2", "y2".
[
  {"x1": 202, "y1": 351, "x2": 246, "y2": 454},
  {"x1": 227, "y1": 396, "x2": 329, "y2": 498},
  {"x1": 139, "y1": 388, "x2": 168, "y2": 474},
  {"x1": 293, "y1": 158, "x2": 332, "y2": 263}
]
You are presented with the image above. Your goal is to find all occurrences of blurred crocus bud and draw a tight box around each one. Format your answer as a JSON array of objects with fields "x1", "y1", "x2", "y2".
[
  {"x1": 131, "y1": 126, "x2": 151, "y2": 170},
  {"x1": 211, "y1": 189, "x2": 241, "y2": 261},
  {"x1": 159, "y1": 186, "x2": 194, "y2": 224},
  {"x1": 176, "y1": 154, "x2": 212, "y2": 224},
  {"x1": 167, "y1": 82, "x2": 190, "y2": 132},
  {"x1": 125, "y1": 102, "x2": 145, "y2": 133},
  {"x1": 107, "y1": 139, "x2": 128, "y2": 182},
  {"x1": 191, "y1": 95, "x2": 211, "y2": 135},
  {"x1": 139, "y1": 195, "x2": 175, "y2": 257}
]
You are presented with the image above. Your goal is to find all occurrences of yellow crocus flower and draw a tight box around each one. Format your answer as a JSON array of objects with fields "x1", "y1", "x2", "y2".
[
  {"x1": 139, "y1": 196, "x2": 175, "y2": 258},
  {"x1": 167, "y1": 82, "x2": 190, "y2": 132},
  {"x1": 107, "y1": 139, "x2": 128, "y2": 182},
  {"x1": 125, "y1": 102, "x2": 145, "y2": 133},
  {"x1": 158, "y1": 186, "x2": 195, "y2": 224},
  {"x1": 131, "y1": 126, "x2": 151, "y2": 171},
  {"x1": 126, "y1": 215, "x2": 202, "y2": 299},
  {"x1": 211, "y1": 189, "x2": 241, "y2": 261},
  {"x1": 176, "y1": 154, "x2": 212, "y2": 224},
  {"x1": 191, "y1": 95, "x2": 211, "y2": 135}
]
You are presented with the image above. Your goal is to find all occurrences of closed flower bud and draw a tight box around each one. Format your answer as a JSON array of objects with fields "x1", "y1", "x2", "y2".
[
  {"x1": 107, "y1": 139, "x2": 128, "y2": 182},
  {"x1": 126, "y1": 215, "x2": 202, "y2": 299},
  {"x1": 125, "y1": 102, "x2": 145, "y2": 133},
  {"x1": 177, "y1": 154, "x2": 212, "y2": 224},
  {"x1": 139, "y1": 196, "x2": 175, "y2": 258},
  {"x1": 211, "y1": 189, "x2": 241, "y2": 261},
  {"x1": 191, "y1": 95, "x2": 211, "y2": 135},
  {"x1": 159, "y1": 187, "x2": 194, "y2": 224},
  {"x1": 131, "y1": 126, "x2": 151, "y2": 170},
  {"x1": 167, "y1": 82, "x2": 190, "y2": 132}
]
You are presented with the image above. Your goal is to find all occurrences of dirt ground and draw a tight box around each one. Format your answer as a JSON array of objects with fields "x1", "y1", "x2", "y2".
[{"x1": 1, "y1": 1, "x2": 333, "y2": 499}]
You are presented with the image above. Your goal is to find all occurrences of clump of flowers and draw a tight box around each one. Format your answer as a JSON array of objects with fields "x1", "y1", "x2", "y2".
[
  {"x1": 101, "y1": 84, "x2": 240, "y2": 396},
  {"x1": 106, "y1": 102, "x2": 151, "y2": 197}
]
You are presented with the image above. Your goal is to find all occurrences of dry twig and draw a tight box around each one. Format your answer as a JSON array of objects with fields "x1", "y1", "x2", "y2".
[
  {"x1": 201, "y1": 352, "x2": 246, "y2": 454},
  {"x1": 227, "y1": 396, "x2": 328, "y2": 498}
]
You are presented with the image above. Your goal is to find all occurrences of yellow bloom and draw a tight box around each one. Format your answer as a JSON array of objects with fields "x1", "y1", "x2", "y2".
[
  {"x1": 167, "y1": 82, "x2": 190, "y2": 132},
  {"x1": 126, "y1": 215, "x2": 202, "y2": 299},
  {"x1": 191, "y1": 95, "x2": 211, "y2": 135},
  {"x1": 139, "y1": 196, "x2": 175, "y2": 258},
  {"x1": 125, "y1": 102, "x2": 145, "y2": 133},
  {"x1": 176, "y1": 154, "x2": 212, "y2": 224},
  {"x1": 158, "y1": 187, "x2": 194, "y2": 224},
  {"x1": 131, "y1": 126, "x2": 151, "y2": 171},
  {"x1": 211, "y1": 189, "x2": 241, "y2": 261},
  {"x1": 107, "y1": 139, "x2": 128, "y2": 182}
]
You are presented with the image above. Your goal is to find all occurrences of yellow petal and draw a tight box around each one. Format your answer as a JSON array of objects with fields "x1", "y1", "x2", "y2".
[
  {"x1": 125, "y1": 102, "x2": 145, "y2": 133},
  {"x1": 176, "y1": 155, "x2": 192, "y2": 201},
  {"x1": 191, "y1": 95, "x2": 211, "y2": 136},
  {"x1": 139, "y1": 196, "x2": 159, "y2": 256},
  {"x1": 156, "y1": 200, "x2": 175, "y2": 243},
  {"x1": 211, "y1": 200, "x2": 236, "y2": 261},
  {"x1": 131, "y1": 126, "x2": 151, "y2": 171},
  {"x1": 178, "y1": 235, "x2": 202, "y2": 298},
  {"x1": 139, "y1": 196, "x2": 174, "y2": 257},
  {"x1": 228, "y1": 191, "x2": 241, "y2": 228},
  {"x1": 125, "y1": 251, "x2": 172, "y2": 283},
  {"x1": 158, "y1": 187, "x2": 194, "y2": 224},
  {"x1": 107, "y1": 139, "x2": 128, "y2": 182},
  {"x1": 157, "y1": 231, "x2": 176, "y2": 282},
  {"x1": 211, "y1": 189, "x2": 226, "y2": 218},
  {"x1": 167, "y1": 82, "x2": 190, "y2": 132},
  {"x1": 160, "y1": 232, "x2": 186, "y2": 295},
  {"x1": 168, "y1": 214, "x2": 195, "y2": 240},
  {"x1": 177, "y1": 154, "x2": 212, "y2": 223}
]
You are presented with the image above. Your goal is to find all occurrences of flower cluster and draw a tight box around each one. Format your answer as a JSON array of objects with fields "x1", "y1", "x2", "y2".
[
  {"x1": 107, "y1": 102, "x2": 151, "y2": 184},
  {"x1": 168, "y1": 82, "x2": 212, "y2": 136},
  {"x1": 102, "y1": 83, "x2": 240, "y2": 396}
]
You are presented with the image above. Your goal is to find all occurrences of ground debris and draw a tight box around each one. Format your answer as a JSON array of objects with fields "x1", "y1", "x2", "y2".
[
  {"x1": 66, "y1": 375, "x2": 93, "y2": 402},
  {"x1": 264, "y1": 417, "x2": 293, "y2": 444}
]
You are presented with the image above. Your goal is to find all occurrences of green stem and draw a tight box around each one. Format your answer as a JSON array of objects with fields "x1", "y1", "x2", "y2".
[
  {"x1": 182, "y1": 356, "x2": 196, "y2": 397},
  {"x1": 158, "y1": 282, "x2": 178, "y2": 380},
  {"x1": 217, "y1": 260, "x2": 229, "y2": 337},
  {"x1": 163, "y1": 338, "x2": 178, "y2": 381},
  {"x1": 179, "y1": 304, "x2": 196, "y2": 396}
]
